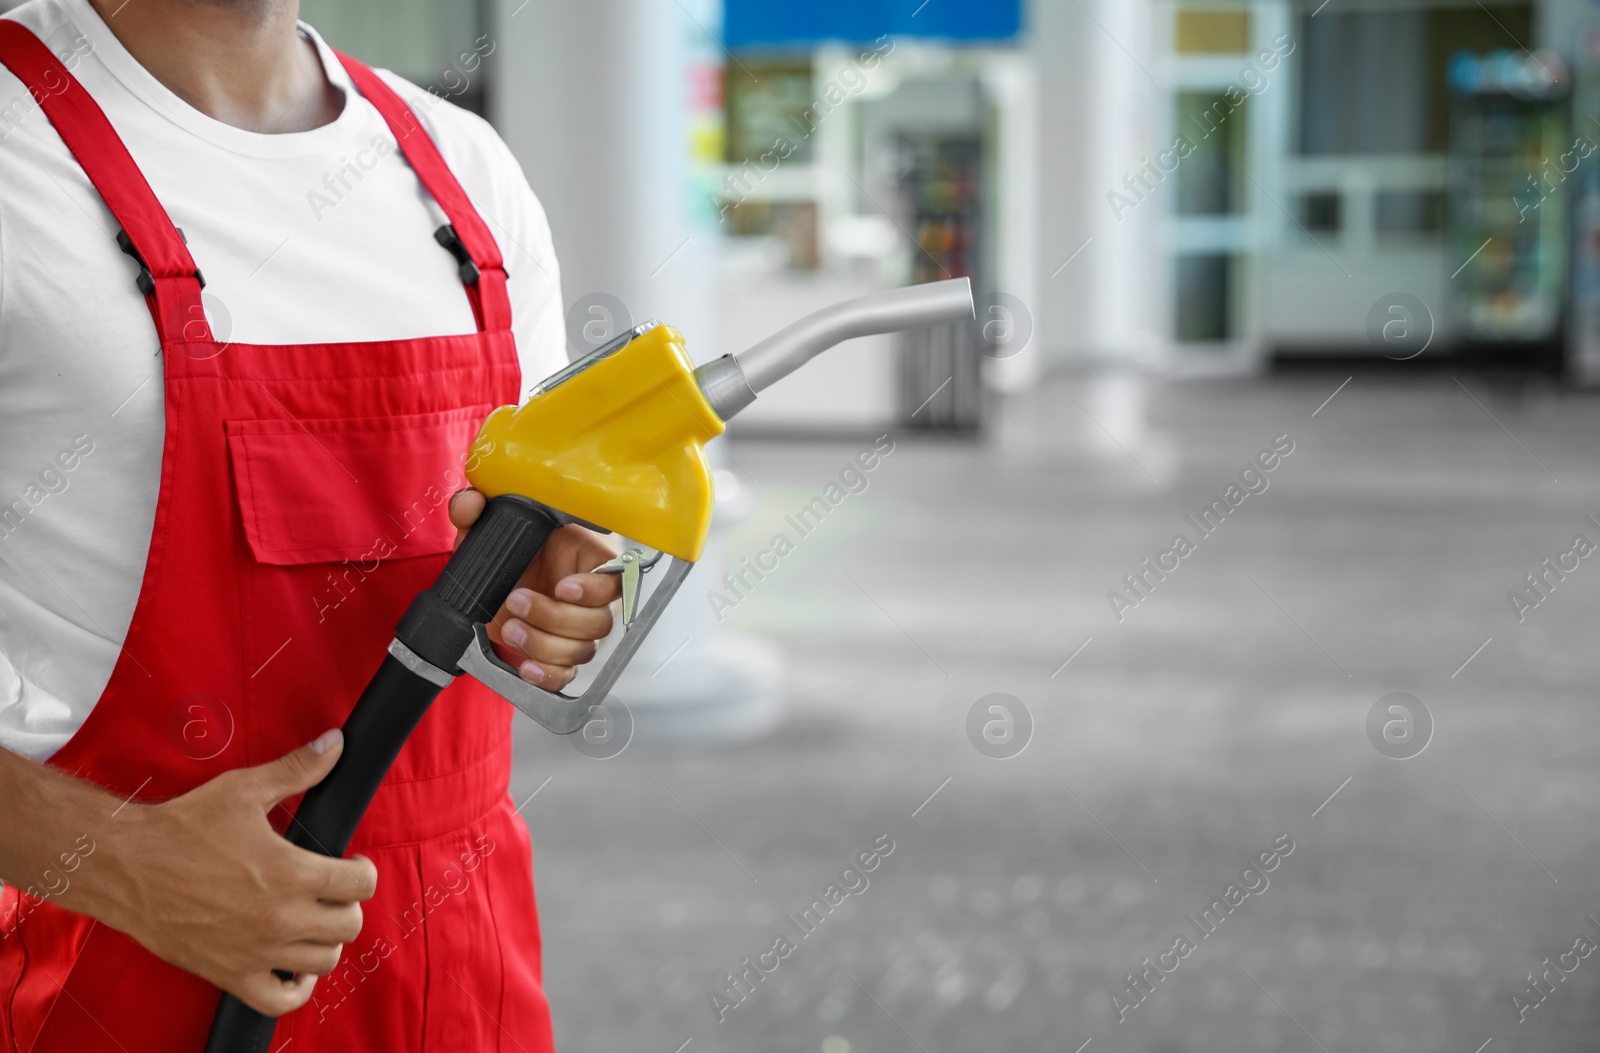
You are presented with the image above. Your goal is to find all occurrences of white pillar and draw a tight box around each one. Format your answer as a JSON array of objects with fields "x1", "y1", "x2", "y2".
[
  {"x1": 491, "y1": 0, "x2": 783, "y2": 742},
  {"x1": 491, "y1": 0, "x2": 712, "y2": 341},
  {"x1": 1031, "y1": 0, "x2": 1159, "y2": 368},
  {"x1": 981, "y1": 56, "x2": 1042, "y2": 394}
]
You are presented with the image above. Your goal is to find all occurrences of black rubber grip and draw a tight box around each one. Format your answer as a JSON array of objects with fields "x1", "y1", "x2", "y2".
[
  {"x1": 396, "y1": 496, "x2": 561, "y2": 672},
  {"x1": 206, "y1": 994, "x2": 273, "y2": 1053},
  {"x1": 437, "y1": 495, "x2": 561, "y2": 619},
  {"x1": 205, "y1": 497, "x2": 561, "y2": 1053}
]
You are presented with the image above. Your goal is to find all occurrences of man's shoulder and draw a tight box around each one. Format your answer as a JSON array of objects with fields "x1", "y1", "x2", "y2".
[
  {"x1": 362, "y1": 66, "x2": 510, "y2": 171},
  {"x1": 1, "y1": 0, "x2": 71, "y2": 38},
  {"x1": 0, "y1": 0, "x2": 90, "y2": 96},
  {"x1": 348, "y1": 61, "x2": 557, "y2": 287}
]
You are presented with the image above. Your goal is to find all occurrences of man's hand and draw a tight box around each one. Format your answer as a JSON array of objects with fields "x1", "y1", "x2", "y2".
[
  {"x1": 449, "y1": 490, "x2": 622, "y2": 690},
  {"x1": 94, "y1": 730, "x2": 377, "y2": 1016}
]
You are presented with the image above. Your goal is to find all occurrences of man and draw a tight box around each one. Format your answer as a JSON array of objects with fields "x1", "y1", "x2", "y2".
[{"x1": 0, "y1": 0, "x2": 617, "y2": 1049}]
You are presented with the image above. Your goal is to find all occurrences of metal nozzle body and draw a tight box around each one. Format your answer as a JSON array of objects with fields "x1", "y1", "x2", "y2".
[{"x1": 694, "y1": 277, "x2": 975, "y2": 421}]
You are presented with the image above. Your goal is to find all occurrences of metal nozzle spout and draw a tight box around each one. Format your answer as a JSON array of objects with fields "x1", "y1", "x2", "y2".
[{"x1": 693, "y1": 277, "x2": 975, "y2": 421}]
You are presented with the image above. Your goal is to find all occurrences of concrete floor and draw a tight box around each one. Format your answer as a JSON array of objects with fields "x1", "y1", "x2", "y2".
[{"x1": 509, "y1": 370, "x2": 1600, "y2": 1053}]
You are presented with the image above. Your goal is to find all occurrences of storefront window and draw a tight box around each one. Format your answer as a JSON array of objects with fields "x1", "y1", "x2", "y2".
[
  {"x1": 1297, "y1": 4, "x2": 1532, "y2": 156},
  {"x1": 1176, "y1": 253, "x2": 1234, "y2": 341},
  {"x1": 724, "y1": 61, "x2": 817, "y2": 166},
  {"x1": 1176, "y1": 91, "x2": 1246, "y2": 216}
]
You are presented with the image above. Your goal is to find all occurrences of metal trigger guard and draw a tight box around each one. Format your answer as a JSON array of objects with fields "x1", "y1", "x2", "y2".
[{"x1": 456, "y1": 554, "x2": 695, "y2": 734}]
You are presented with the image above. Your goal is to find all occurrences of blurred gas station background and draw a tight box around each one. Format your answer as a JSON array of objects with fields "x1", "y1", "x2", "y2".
[{"x1": 287, "y1": 1, "x2": 1600, "y2": 1050}]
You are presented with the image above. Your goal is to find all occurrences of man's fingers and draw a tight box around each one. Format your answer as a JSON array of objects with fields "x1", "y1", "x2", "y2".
[
  {"x1": 554, "y1": 571, "x2": 622, "y2": 608},
  {"x1": 448, "y1": 488, "x2": 485, "y2": 538},
  {"x1": 527, "y1": 662, "x2": 577, "y2": 690},
  {"x1": 297, "y1": 851, "x2": 378, "y2": 904},
  {"x1": 290, "y1": 899, "x2": 367, "y2": 946},
  {"x1": 499, "y1": 619, "x2": 600, "y2": 668},
  {"x1": 234, "y1": 970, "x2": 318, "y2": 1017},
  {"x1": 505, "y1": 588, "x2": 615, "y2": 640},
  {"x1": 246, "y1": 729, "x2": 342, "y2": 806},
  {"x1": 274, "y1": 941, "x2": 346, "y2": 978}
]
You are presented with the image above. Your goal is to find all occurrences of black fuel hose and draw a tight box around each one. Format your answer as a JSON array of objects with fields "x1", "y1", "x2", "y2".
[{"x1": 205, "y1": 496, "x2": 560, "y2": 1053}]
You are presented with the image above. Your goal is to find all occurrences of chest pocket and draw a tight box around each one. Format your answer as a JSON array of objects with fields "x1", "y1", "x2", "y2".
[{"x1": 226, "y1": 404, "x2": 492, "y2": 566}]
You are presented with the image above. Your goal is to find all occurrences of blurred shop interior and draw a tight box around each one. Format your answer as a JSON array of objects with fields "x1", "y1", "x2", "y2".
[
  {"x1": 299, "y1": 0, "x2": 1600, "y2": 423},
  {"x1": 279, "y1": 0, "x2": 1600, "y2": 739}
]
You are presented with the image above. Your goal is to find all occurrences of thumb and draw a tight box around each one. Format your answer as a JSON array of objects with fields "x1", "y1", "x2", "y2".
[
  {"x1": 449, "y1": 489, "x2": 485, "y2": 541},
  {"x1": 249, "y1": 728, "x2": 342, "y2": 807}
]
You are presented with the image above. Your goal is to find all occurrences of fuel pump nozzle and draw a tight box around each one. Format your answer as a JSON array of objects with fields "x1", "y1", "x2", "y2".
[
  {"x1": 452, "y1": 277, "x2": 974, "y2": 734},
  {"x1": 695, "y1": 276, "x2": 975, "y2": 420},
  {"x1": 207, "y1": 277, "x2": 973, "y2": 1053}
]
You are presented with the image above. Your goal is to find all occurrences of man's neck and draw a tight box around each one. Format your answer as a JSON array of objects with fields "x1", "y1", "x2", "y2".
[{"x1": 85, "y1": 0, "x2": 343, "y2": 133}]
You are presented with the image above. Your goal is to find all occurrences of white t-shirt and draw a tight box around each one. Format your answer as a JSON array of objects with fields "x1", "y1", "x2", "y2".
[{"x1": 0, "y1": 0, "x2": 566, "y2": 760}]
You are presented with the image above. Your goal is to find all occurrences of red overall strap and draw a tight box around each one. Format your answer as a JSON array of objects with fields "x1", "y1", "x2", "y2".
[
  {"x1": 335, "y1": 53, "x2": 513, "y2": 333},
  {"x1": 0, "y1": 20, "x2": 211, "y2": 345}
]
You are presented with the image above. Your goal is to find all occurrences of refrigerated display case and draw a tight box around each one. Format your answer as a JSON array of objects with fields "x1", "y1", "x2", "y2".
[
  {"x1": 893, "y1": 131, "x2": 985, "y2": 431},
  {"x1": 1447, "y1": 48, "x2": 1570, "y2": 351}
]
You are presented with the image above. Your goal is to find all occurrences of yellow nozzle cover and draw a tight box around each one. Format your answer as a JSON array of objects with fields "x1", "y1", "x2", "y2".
[{"x1": 464, "y1": 325, "x2": 724, "y2": 562}]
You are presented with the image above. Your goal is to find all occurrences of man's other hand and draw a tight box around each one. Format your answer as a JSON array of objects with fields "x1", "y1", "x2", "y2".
[{"x1": 105, "y1": 730, "x2": 377, "y2": 1016}]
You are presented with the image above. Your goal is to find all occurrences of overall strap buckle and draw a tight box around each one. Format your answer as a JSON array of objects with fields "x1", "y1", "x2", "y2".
[
  {"x1": 117, "y1": 228, "x2": 205, "y2": 296},
  {"x1": 434, "y1": 224, "x2": 481, "y2": 286}
]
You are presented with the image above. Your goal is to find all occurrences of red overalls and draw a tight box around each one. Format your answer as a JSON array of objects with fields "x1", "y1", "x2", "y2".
[{"x1": 0, "y1": 22, "x2": 553, "y2": 1053}]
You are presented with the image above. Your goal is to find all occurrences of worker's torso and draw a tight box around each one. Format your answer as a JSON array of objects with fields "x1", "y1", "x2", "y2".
[
  {"x1": 0, "y1": 0, "x2": 564, "y2": 760},
  {"x1": 0, "y1": 6, "x2": 556, "y2": 1051}
]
